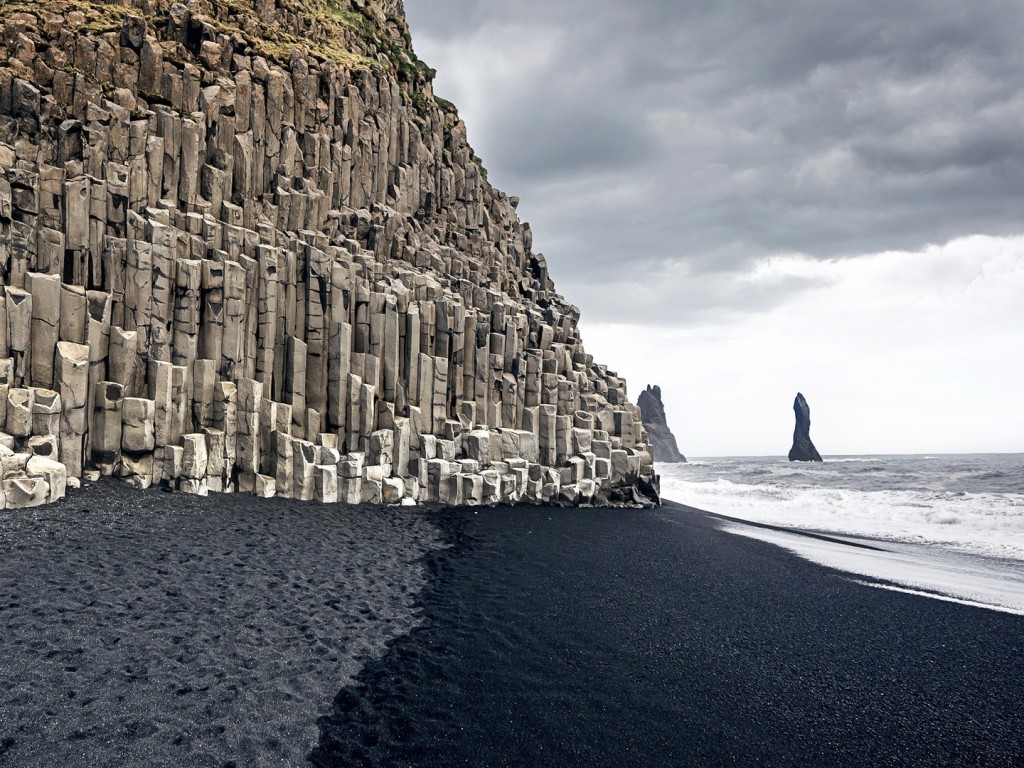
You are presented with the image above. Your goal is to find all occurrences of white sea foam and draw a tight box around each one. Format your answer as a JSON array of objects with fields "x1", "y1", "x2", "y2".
[
  {"x1": 721, "y1": 523, "x2": 1024, "y2": 616},
  {"x1": 661, "y1": 469, "x2": 1024, "y2": 561},
  {"x1": 820, "y1": 457, "x2": 879, "y2": 463}
]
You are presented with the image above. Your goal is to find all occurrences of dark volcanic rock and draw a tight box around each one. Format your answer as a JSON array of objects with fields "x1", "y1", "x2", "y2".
[
  {"x1": 638, "y1": 385, "x2": 686, "y2": 463},
  {"x1": 788, "y1": 393, "x2": 823, "y2": 462}
]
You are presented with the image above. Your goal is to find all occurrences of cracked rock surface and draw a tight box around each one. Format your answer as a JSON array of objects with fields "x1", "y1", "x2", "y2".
[{"x1": 0, "y1": 0, "x2": 659, "y2": 509}]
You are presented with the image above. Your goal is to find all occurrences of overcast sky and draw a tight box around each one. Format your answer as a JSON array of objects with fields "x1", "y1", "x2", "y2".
[{"x1": 404, "y1": 0, "x2": 1024, "y2": 456}]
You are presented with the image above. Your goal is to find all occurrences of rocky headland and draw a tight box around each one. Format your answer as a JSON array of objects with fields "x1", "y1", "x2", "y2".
[
  {"x1": 637, "y1": 384, "x2": 685, "y2": 463},
  {"x1": 0, "y1": 0, "x2": 658, "y2": 509},
  {"x1": 788, "y1": 392, "x2": 823, "y2": 462}
]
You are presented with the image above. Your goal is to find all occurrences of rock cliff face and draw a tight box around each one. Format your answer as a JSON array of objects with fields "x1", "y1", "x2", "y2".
[
  {"x1": 788, "y1": 392, "x2": 822, "y2": 462},
  {"x1": 0, "y1": 0, "x2": 658, "y2": 508},
  {"x1": 637, "y1": 385, "x2": 685, "y2": 463}
]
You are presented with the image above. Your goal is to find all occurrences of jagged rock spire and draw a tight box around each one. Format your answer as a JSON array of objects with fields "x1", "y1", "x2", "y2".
[
  {"x1": 788, "y1": 393, "x2": 823, "y2": 462},
  {"x1": 637, "y1": 385, "x2": 686, "y2": 463}
]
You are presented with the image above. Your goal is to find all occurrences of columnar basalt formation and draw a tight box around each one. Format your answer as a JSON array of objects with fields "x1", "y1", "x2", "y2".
[
  {"x1": 0, "y1": 0, "x2": 658, "y2": 508},
  {"x1": 637, "y1": 384, "x2": 685, "y2": 463},
  {"x1": 788, "y1": 392, "x2": 823, "y2": 462}
]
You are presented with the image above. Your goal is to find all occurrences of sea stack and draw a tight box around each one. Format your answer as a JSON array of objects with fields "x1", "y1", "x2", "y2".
[
  {"x1": 0, "y1": 0, "x2": 659, "y2": 508},
  {"x1": 637, "y1": 385, "x2": 686, "y2": 463},
  {"x1": 788, "y1": 393, "x2": 823, "y2": 462}
]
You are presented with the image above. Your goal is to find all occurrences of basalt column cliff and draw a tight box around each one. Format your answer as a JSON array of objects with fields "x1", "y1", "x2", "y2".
[{"x1": 0, "y1": 0, "x2": 658, "y2": 508}]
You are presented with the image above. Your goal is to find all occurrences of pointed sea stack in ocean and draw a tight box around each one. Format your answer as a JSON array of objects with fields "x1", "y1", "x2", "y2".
[
  {"x1": 788, "y1": 393, "x2": 823, "y2": 462},
  {"x1": 0, "y1": 0, "x2": 659, "y2": 509},
  {"x1": 637, "y1": 385, "x2": 686, "y2": 463}
]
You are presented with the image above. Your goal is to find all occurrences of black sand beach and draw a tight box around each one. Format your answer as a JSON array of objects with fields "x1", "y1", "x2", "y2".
[
  {"x1": 315, "y1": 501, "x2": 1024, "y2": 767},
  {"x1": 3, "y1": 488, "x2": 1023, "y2": 766},
  {"x1": 0, "y1": 482, "x2": 444, "y2": 766}
]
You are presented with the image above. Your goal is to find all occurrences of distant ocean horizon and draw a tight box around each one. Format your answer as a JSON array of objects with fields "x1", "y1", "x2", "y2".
[{"x1": 658, "y1": 453, "x2": 1024, "y2": 562}]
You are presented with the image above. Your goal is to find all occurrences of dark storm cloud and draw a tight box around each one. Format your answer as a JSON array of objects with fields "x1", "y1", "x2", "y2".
[{"x1": 404, "y1": 0, "x2": 1024, "y2": 323}]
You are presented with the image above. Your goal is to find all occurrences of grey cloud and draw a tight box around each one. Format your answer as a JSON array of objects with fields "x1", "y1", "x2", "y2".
[
  {"x1": 487, "y1": 108, "x2": 655, "y2": 180},
  {"x1": 567, "y1": 268, "x2": 833, "y2": 328},
  {"x1": 405, "y1": 0, "x2": 1024, "y2": 323},
  {"x1": 853, "y1": 126, "x2": 1024, "y2": 176}
]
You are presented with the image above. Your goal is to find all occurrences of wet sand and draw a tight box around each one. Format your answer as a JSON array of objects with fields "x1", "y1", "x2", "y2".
[{"x1": 3, "y1": 491, "x2": 1023, "y2": 766}]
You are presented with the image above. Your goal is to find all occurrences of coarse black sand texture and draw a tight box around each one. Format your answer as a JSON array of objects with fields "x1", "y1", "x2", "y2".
[
  {"x1": 3, "y1": 490, "x2": 1024, "y2": 767},
  {"x1": 0, "y1": 481, "x2": 444, "y2": 767},
  {"x1": 312, "y1": 501, "x2": 1024, "y2": 768}
]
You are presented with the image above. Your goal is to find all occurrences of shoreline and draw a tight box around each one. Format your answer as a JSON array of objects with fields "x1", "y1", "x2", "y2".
[
  {"x1": 314, "y1": 500, "x2": 1024, "y2": 767},
  {"x1": 684, "y1": 502, "x2": 1024, "y2": 616},
  {"x1": 2, "y1": 487, "x2": 1022, "y2": 766},
  {"x1": 655, "y1": 454, "x2": 1024, "y2": 562}
]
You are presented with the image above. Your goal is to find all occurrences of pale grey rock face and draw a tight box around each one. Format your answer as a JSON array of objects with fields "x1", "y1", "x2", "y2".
[
  {"x1": 0, "y1": 0, "x2": 658, "y2": 509},
  {"x1": 121, "y1": 397, "x2": 156, "y2": 453}
]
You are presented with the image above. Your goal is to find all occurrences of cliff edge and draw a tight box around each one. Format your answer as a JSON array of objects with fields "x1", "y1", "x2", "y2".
[
  {"x1": 637, "y1": 385, "x2": 685, "y2": 463},
  {"x1": 0, "y1": 0, "x2": 659, "y2": 508}
]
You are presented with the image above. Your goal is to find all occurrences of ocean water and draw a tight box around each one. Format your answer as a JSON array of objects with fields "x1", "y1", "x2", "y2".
[{"x1": 659, "y1": 454, "x2": 1024, "y2": 562}]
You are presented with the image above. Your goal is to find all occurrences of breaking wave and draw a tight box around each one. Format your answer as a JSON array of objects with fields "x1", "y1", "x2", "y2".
[{"x1": 659, "y1": 454, "x2": 1024, "y2": 561}]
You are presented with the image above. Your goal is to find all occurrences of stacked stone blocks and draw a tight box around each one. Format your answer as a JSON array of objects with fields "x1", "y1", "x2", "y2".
[{"x1": 0, "y1": 0, "x2": 658, "y2": 508}]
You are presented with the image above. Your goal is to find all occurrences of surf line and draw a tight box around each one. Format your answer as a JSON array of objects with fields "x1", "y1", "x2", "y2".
[
  {"x1": 852, "y1": 580, "x2": 1024, "y2": 617},
  {"x1": 717, "y1": 521, "x2": 1024, "y2": 617}
]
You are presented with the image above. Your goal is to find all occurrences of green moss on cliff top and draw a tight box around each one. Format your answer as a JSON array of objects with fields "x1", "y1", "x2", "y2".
[
  {"x1": 0, "y1": 0, "x2": 425, "y2": 71},
  {"x1": 0, "y1": 0, "x2": 487, "y2": 180}
]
